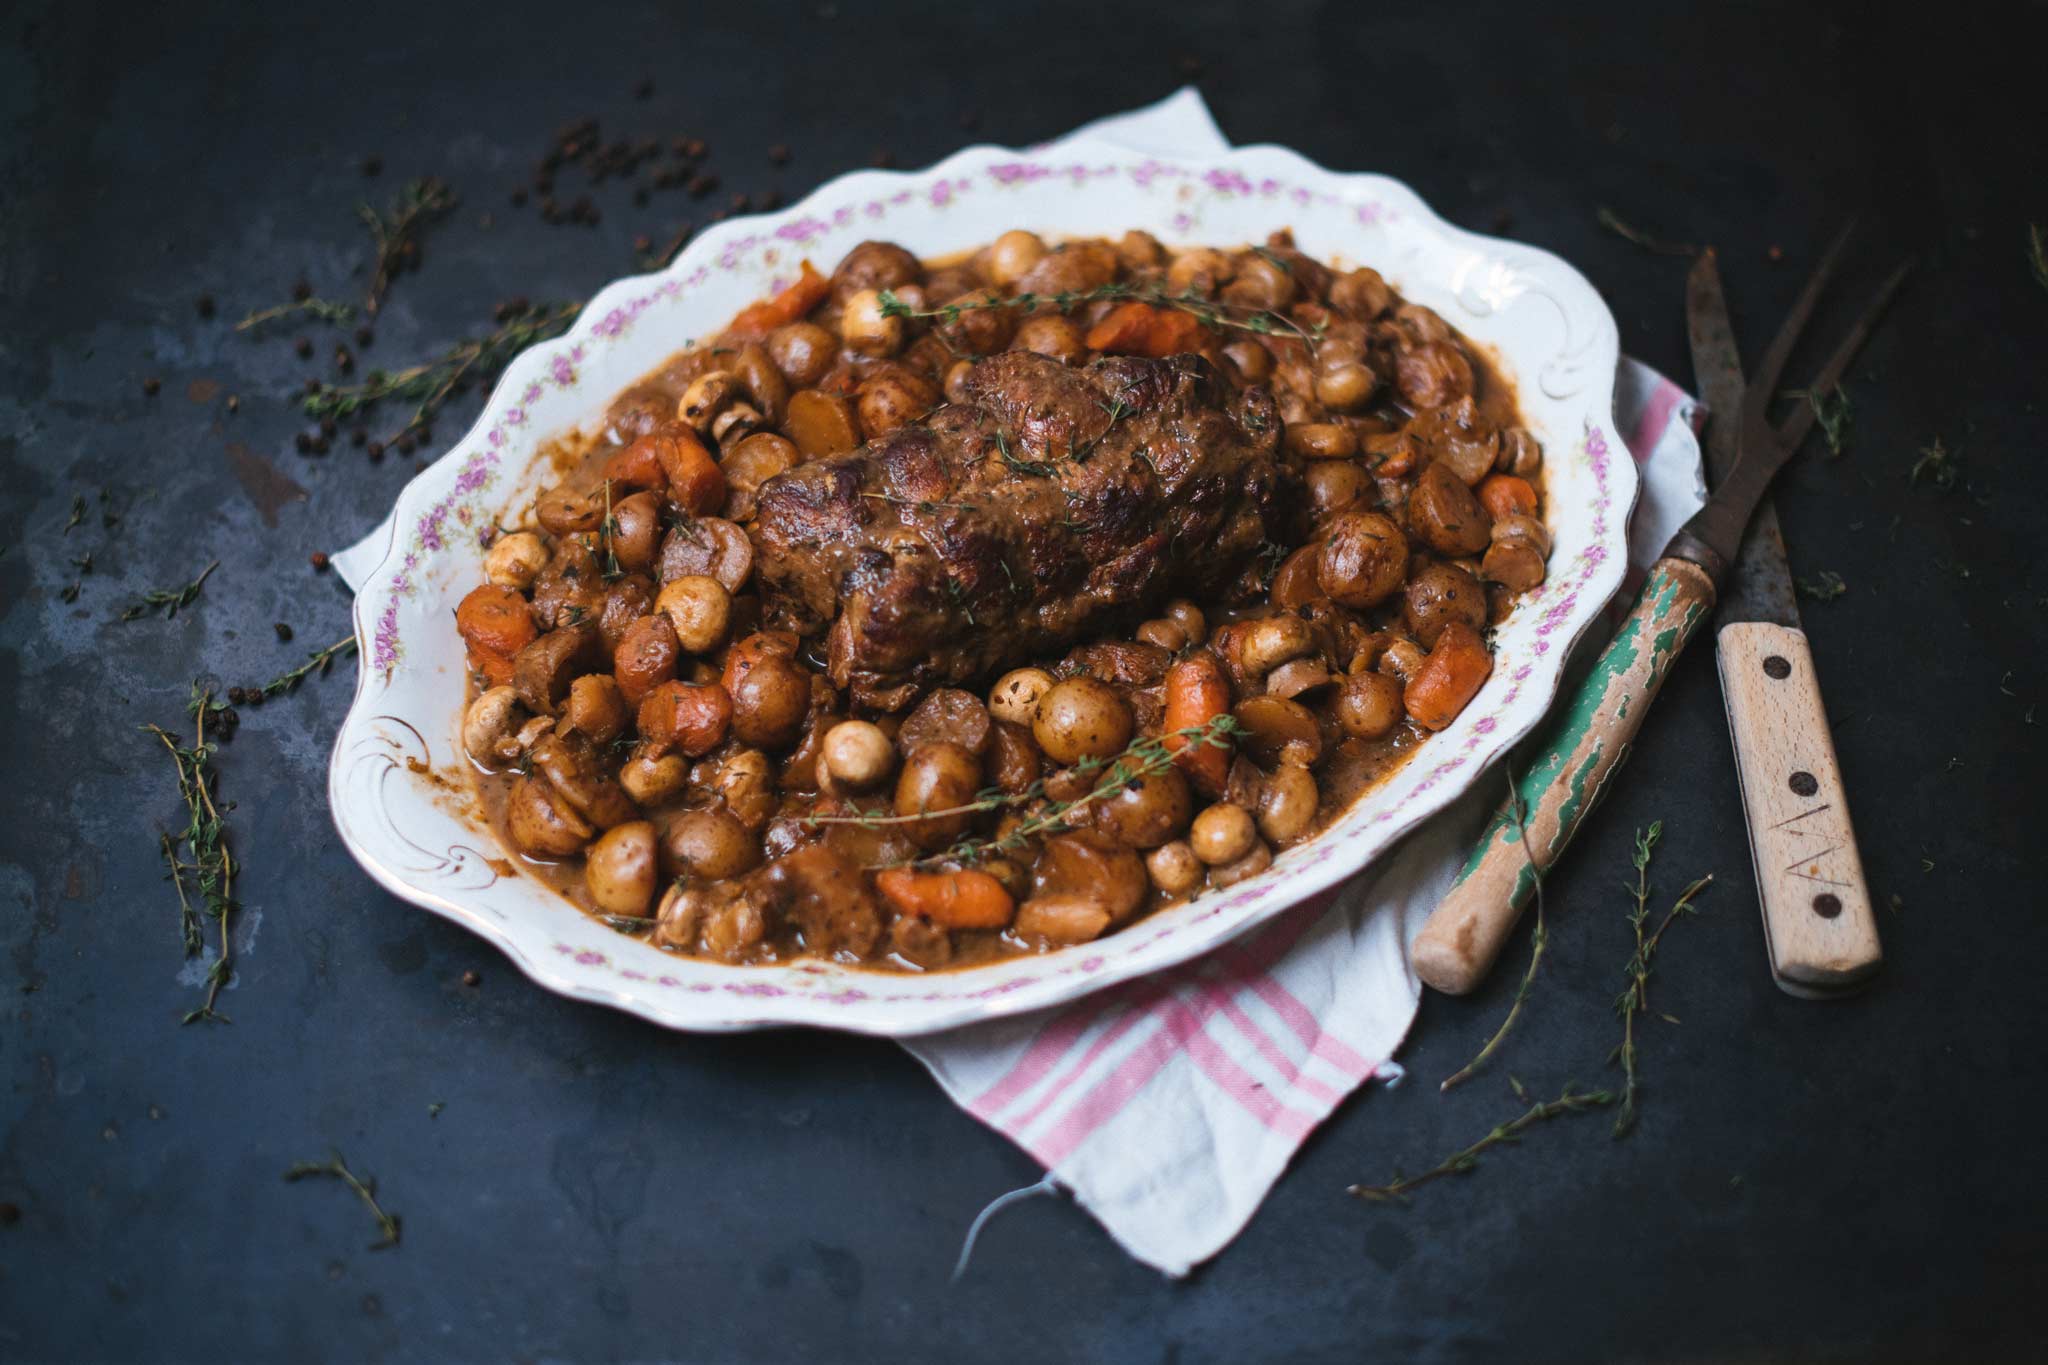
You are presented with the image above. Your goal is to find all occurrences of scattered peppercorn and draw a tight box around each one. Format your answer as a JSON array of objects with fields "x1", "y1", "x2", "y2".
[
  {"x1": 195, "y1": 293, "x2": 216, "y2": 319},
  {"x1": 768, "y1": 143, "x2": 791, "y2": 165},
  {"x1": 302, "y1": 377, "x2": 321, "y2": 397},
  {"x1": 870, "y1": 148, "x2": 897, "y2": 168},
  {"x1": 354, "y1": 325, "x2": 374, "y2": 347},
  {"x1": 292, "y1": 278, "x2": 313, "y2": 302},
  {"x1": 367, "y1": 440, "x2": 385, "y2": 461},
  {"x1": 510, "y1": 188, "x2": 528, "y2": 207},
  {"x1": 759, "y1": 189, "x2": 783, "y2": 211},
  {"x1": 416, "y1": 424, "x2": 432, "y2": 443},
  {"x1": 142, "y1": 376, "x2": 161, "y2": 396},
  {"x1": 0, "y1": 1203, "x2": 18, "y2": 1227},
  {"x1": 1768, "y1": 244, "x2": 1784, "y2": 261},
  {"x1": 396, "y1": 435, "x2": 416, "y2": 455},
  {"x1": 310, "y1": 551, "x2": 330, "y2": 571},
  {"x1": 294, "y1": 337, "x2": 313, "y2": 359},
  {"x1": 228, "y1": 687, "x2": 248, "y2": 704},
  {"x1": 633, "y1": 233, "x2": 652, "y2": 254},
  {"x1": 351, "y1": 426, "x2": 367, "y2": 447},
  {"x1": 462, "y1": 970, "x2": 481, "y2": 987},
  {"x1": 226, "y1": 395, "x2": 240, "y2": 413},
  {"x1": 360, "y1": 155, "x2": 383, "y2": 177},
  {"x1": 683, "y1": 138, "x2": 706, "y2": 159},
  {"x1": 274, "y1": 622, "x2": 294, "y2": 642},
  {"x1": 294, "y1": 432, "x2": 313, "y2": 454},
  {"x1": 687, "y1": 173, "x2": 717, "y2": 198}
]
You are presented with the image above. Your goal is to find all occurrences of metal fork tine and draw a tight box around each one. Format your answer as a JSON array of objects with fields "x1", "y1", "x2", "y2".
[
  {"x1": 1773, "y1": 260, "x2": 1912, "y2": 450},
  {"x1": 1746, "y1": 221, "x2": 1858, "y2": 418}
]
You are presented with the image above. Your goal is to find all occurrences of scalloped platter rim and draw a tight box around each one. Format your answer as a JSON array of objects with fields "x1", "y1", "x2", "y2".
[{"x1": 328, "y1": 133, "x2": 1633, "y2": 1036}]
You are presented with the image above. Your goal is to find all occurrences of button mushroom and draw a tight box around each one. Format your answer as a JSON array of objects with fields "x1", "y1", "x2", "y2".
[{"x1": 462, "y1": 685, "x2": 528, "y2": 767}]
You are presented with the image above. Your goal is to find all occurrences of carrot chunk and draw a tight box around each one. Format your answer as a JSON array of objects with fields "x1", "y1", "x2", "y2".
[
  {"x1": 875, "y1": 867, "x2": 1016, "y2": 930},
  {"x1": 1477, "y1": 474, "x2": 1538, "y2": 521},
  {"x1": 1163, "y1": 652, "x2": 1234, "y2": 796},
  {"x1": 652, "y1": 427, "x2": 727, "y2": 516},
  {"x1": 727, "y1": 260, "x2": 830, "y2": 337},
  {"x1": 1084, "y1": 302, "x2": 1209, "y2": 358},
  {"x1": 1403, "y1": 621, "x2": 1493, "y2": 731},
  {"x1": 455, "y1": 584, "x2": 537, "y2": 661}
]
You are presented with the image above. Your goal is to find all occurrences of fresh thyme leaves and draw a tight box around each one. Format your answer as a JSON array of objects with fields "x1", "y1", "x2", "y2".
[
  {"x1": 63, "y1": 495, "x2": 86, "y2": 534},
  {"x1": 1347, "y1": 1084, "x2": 1613, "y2": 1202},
  {"x1": 1910, "y1": 438, "x2": 1960, "y2": 491},
  {"x1": 1249, "y1": 243, "x2": 1295, "y2": 275},
  {"x1": 360, "y1": 177, "x2": 457, "y2": 315},
  {"x1": 1441, "y1": 766, "x2": 1547, "y2": 1093},
  {"x1": 145, "y1": 693, "x2": 237, "y2": 1024},
  {"x1": 2031, "y1": 224, "x2": 2048, "y2": 292},
  {"x1": 1611, "y1": 825, "x2": 1712, "y2": 1138},
  {"x1": 802, "y1": 717, "x2": 1241, "y2": 871},
  {"x1": 994, "y1": 430, "x2": 1057, "y2": 479},
  {"x1": 1796, "y1": 569, "x2": 1847, "y2": 602},
  {"x1": 877, "y1": 280, "x2": 1315, "y2": 348},
  {"x1": 119, "y1": 560, "x2": 218, "y2": 622},
  {"x1": 236, "y1": 297, "x2": 356, "y2": 333},
  {"x1": 598, "y1": 479, "x2": 623, "y2": 582},
  {"x1": 284, "y1": 1151, "x2": 402, "y2": 1250},
  {"x1": 258, "y1": 636, "x2": 359, "y2": 698},
  {"x1": 301, "y1": 300, "x2": 580, "y2": 446},
  {"x1": 1594, "y1": 207, "x2": 1697, "y2": 257},
  {"x1": 1788, "y1": 385, "x2": 1851, "y2": 456}
]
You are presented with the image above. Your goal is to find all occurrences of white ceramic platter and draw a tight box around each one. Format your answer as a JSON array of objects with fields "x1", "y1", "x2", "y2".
[{"x1": 329, "y1": 133, "x2": 1632, "y2": 1035}]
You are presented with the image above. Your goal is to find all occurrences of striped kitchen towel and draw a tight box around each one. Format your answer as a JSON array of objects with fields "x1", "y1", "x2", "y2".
[{"x1": 899, "y1": 89, "x2": 1706, "y2": 1276}]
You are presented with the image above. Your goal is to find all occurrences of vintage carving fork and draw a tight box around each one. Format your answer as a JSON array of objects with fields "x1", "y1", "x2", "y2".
[{"x1": 1412, "y1": 228, "x2": 1907, "y2": 997}]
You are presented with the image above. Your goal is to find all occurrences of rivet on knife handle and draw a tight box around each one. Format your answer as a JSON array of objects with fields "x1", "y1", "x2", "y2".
[
  {"x1": 1411, "y1": 557, "x2": 1716, "y2": 996},
  {"x1": 1714, "y1": 621, "x2": 1881, "y2": 995}
]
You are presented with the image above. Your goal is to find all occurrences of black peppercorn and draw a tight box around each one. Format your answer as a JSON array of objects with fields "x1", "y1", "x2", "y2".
[
  {"x1": 142, "y1": 376, "x2": 161, "y2": 396},
  {"x1": 195, "y1": 293, "x2": 216, "y2": 318},
  {"x1": 310, "y1": 551, "x2": 330, "y2": 571},
  {"x1": 274, "y1": 622, "x2": 293, "y2": 642}
]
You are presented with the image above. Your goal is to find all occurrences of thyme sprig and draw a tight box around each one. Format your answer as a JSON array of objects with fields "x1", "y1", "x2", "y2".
[
  {"x1": 259, "y1": 635, "x2": 359, "y2": 698},
  {"x1": 1796, "y1": 569, "x2": 1847, "y2": 602},
  {"x1": 236, "y1": 297, "x2": 356, "y2": 333},
  {"x1": 1347, "y1": 1083, "x2": 1613, "y2": 1202},
  {"x1": 144, "y1": 692, "x2": 237, "y2": 1024},
  {"x1": 1910, "y1": 437, "x2": 1960, "y2": 491},
  {"x1": 63, "y1": 495, "x2": 85, "y2": 534},
  {"x1": 598, "y1": 479, "x2": 623, "y2": 581},
  {"x1": 301, "y1": 301, "x2": 580, "y2": 446},
  {"x1": 1594, "y1": 207, "x2": 1697, "y2": 256},
  {"x1": 284, "y1": 1151, "x2": 402, "y2": 1249},
  {"x1": 803, "y1": 716, "x2": 1241, "y2": 871},
  {"x1": 1441, "y1": 766, "x2": 1546, "y2": 1093},
  {"x1": 1788, "y1": 384, "x2": 1851, "y2": 457},
  {"x1": 360, "y1": 177, "x2": 457, "y2": 315},
  {"x1": 877, "y1": 281, "x2": 1318, "y2": 349},
  {"x1": 120, "y1": 560, "x2": 218, "y2": 622},
  {"x1": 1611, "y1": 824, "x2": 1712, "y2": 1137}
]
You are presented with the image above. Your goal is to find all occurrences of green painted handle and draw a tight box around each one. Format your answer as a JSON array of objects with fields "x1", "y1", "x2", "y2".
[{"x1": 1412, "y1": 557, "x2": 1717, "y2": 995}]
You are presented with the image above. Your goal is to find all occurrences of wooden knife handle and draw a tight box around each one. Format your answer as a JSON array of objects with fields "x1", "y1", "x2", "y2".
[
  {"x1": 1714, "y1": 621, "x2": 1882, "y2": 995},
  {"x1": 1412, "y1": 557, "x2": 1716, "y2": 995}
]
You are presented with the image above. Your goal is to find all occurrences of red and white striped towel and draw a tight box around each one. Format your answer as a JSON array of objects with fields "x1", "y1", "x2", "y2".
[{"x1": 898, "y1": 90, "x2": 1706, "y2": 1276}]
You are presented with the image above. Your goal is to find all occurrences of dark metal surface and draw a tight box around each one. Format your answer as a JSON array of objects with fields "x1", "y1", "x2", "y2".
[
  {"x1": 4, "y1": 1, "x2": 2046, "y2": 1361},
  {"x1": 1689, "y1": 251, "x2": 1802, "y2": 628}
]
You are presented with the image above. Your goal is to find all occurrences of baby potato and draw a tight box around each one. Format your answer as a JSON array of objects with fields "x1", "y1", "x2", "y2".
[
  {"x1": 722, "y1": 634, "x2": 810, "y2": 749},
  {"x1": 989, "y1": 667, "x2": 1056, "y2": 726},
  {"x1": 1189, "y1": 803, "x2": 1257, "y2": 867},
  {"x1": 894, "y1": 742, "x2": 983, "y2": 848},
  {"x1": 1032, "y1": 677, "x2": 1134, "y2": 766},
  {"x1": 1095, "y1": 767, "x2": 1193, "y2": 850},
  {"x1": 1334, "y1": 671, "x2": 1406, "y2": 740},
  {"x1": 1256, "y1": 764, "x2": 1320, "y2": 845},
  {"x1": 585, "y1": 821, "x2": 660, "y2": 917},
  {"x1": 661, "y1": 808, "x2": 762, "y2": 881}
]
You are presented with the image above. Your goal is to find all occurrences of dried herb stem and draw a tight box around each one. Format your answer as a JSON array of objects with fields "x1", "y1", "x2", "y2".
[
  {"x1": 120, "y1": 560, "x2": 218, "y2": 622},
  {"x1": 284, "y1": 1151, "x2": 402, "y2": 1249},
  {"x1": 1787, "y1": 384, "x2": 1851, "y2": 457},
  {"x1": 144, "y1": 692, "x2": 236, "y2": 1023},
  {"x1": 301, "y1": 301, "x2": 580, "y2": 445},
  {"x1": 1595, "y1": 207, "x2": 1698, "y2": 256},
  {"x1": 360, "y1": 178, "x2": 457, "y2": 314},
  {"x1": 260, "y1": 635, "x2": 359, "y2": 698},
  {"x1": 1611, "y1": 826, "x2": 1712, "y2": 1138},
  {"x1": 1796, "y1": 569, "x2": 1847, "y2": 602},
  {"x1": 236, "y1": 297, "x2": 355, "y2": 333},
  {"x1": 1441, "y1": 766, "x2": 1546, "y2": 1092},
  {"x1": 1347, "y1": 1083, "x2": 1613, "y2": 1202}
]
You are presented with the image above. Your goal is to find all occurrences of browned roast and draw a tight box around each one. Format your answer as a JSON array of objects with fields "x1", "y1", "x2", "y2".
[{"x1": 751, "y1": 351, "x2": 1291, "y2": 709}]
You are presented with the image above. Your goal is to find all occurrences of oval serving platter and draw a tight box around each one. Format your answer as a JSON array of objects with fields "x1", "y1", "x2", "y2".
[{"x1": 328, "y1": 132, "x2": 1632, "y2": 1035}]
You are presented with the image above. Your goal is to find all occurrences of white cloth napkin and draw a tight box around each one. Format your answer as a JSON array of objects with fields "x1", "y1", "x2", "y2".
[{"x1": 332, "y1": 89, "x2": 1706, "y2": 1276}]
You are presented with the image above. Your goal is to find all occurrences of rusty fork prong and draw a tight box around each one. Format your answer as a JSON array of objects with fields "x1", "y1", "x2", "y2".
[
  {"x1": 1772, "y1": 259, "x2": 1913, "y2": 453},
  {"x1": 1743, "y1": 221, "x2": 1858, "y2": 426}
]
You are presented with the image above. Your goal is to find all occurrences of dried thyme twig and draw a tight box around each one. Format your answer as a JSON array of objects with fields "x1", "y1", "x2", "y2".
[
  {"x1": 284, "y1": 1151, "x2": 402, "y2": 1250},
  {"x1": 1611, "y1": 826, "x2": 1713, "y2": 1138},
  {"x1": 301, "y1": 301, "x2": 581, "y2": 446},
  {"x1": 236, "y1": 297, "x2": 356, "y2": 333},
  {"x1": 359, "y1": 177, "x2": 457, "y2": 315},
  {"x1": 257, "y1": 636, "x2": 359, "y2": 698},
  {"x1": 1441, "y1": 765, "x2": 1547, "y2": 1093},
  {"x1": 1348, "y1": 1082, "x2": 1613, "y2": 1202},
  {"x1": 120, "y1": 560, "x2": 218, "y2": 622},
  {"x1": 144, "y1": 689, "x2": 237, "y2": 1023},
  {"x1": 1594, "y1": 207, "x2": 1698, "y2": 257}
]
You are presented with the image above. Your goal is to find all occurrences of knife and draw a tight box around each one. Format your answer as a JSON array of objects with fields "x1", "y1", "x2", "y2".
[
  {"x1": 1688, "y1": 251, "x2": 1882, "y2": 996},
  {"x1": 1410, "y1": 230, "x2": 1907, "y2": 997}
]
